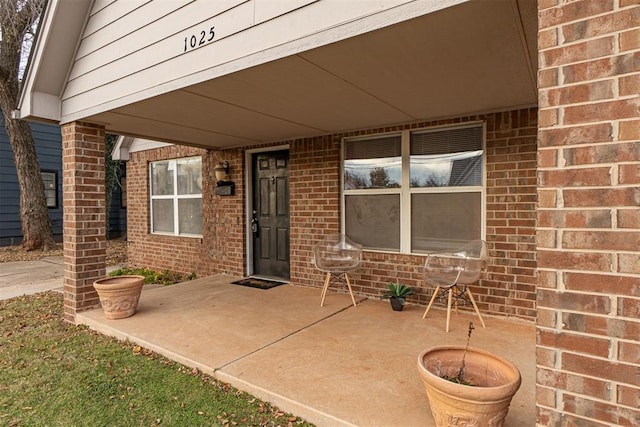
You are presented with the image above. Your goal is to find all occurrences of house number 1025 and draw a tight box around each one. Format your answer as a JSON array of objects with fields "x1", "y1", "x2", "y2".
[{"x1": 183, "y1": 26, "x2": 215, "y2": 52}]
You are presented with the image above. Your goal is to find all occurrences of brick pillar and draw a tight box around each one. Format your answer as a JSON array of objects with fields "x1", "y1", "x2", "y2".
[
  {"x1": 61, "y1": 121, "x2": 106, "y2": 323},
  {"x1": 537, "y1": 1, "x2": 640, "y2": 425}
]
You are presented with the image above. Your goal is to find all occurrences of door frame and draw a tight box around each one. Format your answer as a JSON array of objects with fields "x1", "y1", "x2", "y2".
[{"x1": 244, "y1": 144, "x2": 290, "y2": 277}]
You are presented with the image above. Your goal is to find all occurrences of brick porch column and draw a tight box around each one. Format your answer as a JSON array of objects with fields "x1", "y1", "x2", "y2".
[
  {"x1": 537, "y1": 1, "x2": 640, "y2": 425},
  {"x1": 61, "y1": 121, "x2": 106, "y2": 323}
]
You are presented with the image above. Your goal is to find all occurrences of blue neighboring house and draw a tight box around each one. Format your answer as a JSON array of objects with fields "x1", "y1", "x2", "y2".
[{"x1": 0, "y1": 119, "x2": 126, "y2": 246}]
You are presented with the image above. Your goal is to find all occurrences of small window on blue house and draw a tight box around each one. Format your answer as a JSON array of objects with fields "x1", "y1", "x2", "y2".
[{"x1": 41, "y1": 171, "x2": 58, "y2": 208}]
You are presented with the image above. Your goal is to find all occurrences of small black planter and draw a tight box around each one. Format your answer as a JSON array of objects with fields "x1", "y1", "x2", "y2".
[{"x1": 390, "y1": 297, "x2": 405, "y2": 311}]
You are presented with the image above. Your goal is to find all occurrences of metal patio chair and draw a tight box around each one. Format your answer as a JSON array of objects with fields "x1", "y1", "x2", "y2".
[
  {"x1": 312, "y1": 233, "x2": 361, "y2": 307},
  {"x1": 422, "y1": 239, "x2": 488, "y2": 332}
]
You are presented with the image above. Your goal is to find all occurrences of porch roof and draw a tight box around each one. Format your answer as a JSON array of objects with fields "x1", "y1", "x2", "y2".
[{"x1": 17, "y1": 0, "x2": 537, "y2": 149}]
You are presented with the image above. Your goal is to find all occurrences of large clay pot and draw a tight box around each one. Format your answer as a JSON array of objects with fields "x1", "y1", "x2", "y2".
[
  {"x1": 417, "y1": 346, "x2": 521, "y2": 427},
  {"x1": 93, "y1": 275, "x2": 145, "y2": 320}
]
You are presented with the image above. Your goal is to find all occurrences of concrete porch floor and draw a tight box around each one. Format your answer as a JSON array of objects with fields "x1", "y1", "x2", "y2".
[{"x1": 77, "y1": 276, "x2": 536, "y2": 426}]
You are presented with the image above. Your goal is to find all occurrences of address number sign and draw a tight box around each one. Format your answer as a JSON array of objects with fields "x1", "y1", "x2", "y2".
[{"x1": 183, "y1": 25, "x2": 215, "y2": 53}]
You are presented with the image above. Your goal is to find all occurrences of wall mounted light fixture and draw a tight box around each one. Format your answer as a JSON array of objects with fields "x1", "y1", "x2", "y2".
[
  {"x1": 214, "y1": 160, "x2": 234, "y2": 196},
  {"x1": 214, "y1": 161, "x2": 230, "y2": 182}
]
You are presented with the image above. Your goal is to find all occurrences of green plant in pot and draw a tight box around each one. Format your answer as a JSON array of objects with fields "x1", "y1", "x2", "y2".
[
  {"x1": 416, "y1": 322, "x2": 522, "y2": 426},
  {"x1": 381, "y1": 282, "x2": 414, "y2": 311}
]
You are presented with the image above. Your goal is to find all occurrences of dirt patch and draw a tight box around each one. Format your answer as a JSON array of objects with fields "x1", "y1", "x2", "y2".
[{"x1": 0, "y1": 238, "x2": 128, "y2": 266}]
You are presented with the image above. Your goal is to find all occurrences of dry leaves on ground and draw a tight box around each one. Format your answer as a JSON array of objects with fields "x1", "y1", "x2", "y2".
[{"x1": 0, "y1": 238, "x2": 128, "y2": 266}]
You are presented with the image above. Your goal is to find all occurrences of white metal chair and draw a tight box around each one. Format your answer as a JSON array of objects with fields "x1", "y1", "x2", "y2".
[
  {"x1": 422, "y1": 239, "x2": 488, "y2": 332},
  {"x1": 312, "y1": 233, "x2": 362, "y2": 307}
]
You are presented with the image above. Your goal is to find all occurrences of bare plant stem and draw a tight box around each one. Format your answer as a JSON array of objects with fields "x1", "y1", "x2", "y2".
[{"x1": 456, "y1": 321, "x2": 475, "y2": 383}]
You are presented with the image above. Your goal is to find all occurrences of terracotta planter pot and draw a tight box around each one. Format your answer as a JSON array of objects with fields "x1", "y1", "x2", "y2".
[
  {"x1": 417, "y1": 346, "x2": 521, "y2": 427},
  {"x1": 93, "y1": 275, "x2": 145, "y2": 320}
]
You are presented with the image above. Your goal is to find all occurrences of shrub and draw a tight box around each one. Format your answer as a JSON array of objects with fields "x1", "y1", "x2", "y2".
[{"x1": 109, "y1": 267, "x2": 196, "y2": 286}]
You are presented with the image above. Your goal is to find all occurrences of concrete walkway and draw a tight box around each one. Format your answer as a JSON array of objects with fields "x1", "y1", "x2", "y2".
[
  {"x1": 0, "y1": 257, "x2": 121, "y2": 300},
  {"x1": 77, "y1": 275, "x2": 537, "y2": 427},
  {"x1": 0, "y1": 257, "x2": 65, "y2": 300}
]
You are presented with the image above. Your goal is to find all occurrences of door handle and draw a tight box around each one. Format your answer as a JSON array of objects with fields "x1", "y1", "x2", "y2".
[{"x1": 251, "y1": 210, "x2": 259, "y2": 235}]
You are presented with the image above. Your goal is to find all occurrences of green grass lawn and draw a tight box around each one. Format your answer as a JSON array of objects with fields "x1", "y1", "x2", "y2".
[{"x1": 0, "y1": 292, "x2": 312, "y2": 427}]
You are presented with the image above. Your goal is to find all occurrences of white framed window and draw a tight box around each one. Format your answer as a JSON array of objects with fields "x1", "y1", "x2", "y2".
[
  {"x1": 150, "y1": 157, "x2": 202, "y2": 237},
  {"x1": 342, "y1": 123, "x2": 484, "y2": 253},
  {"x1": 41, "y1": 170, "x2": 58, "y2": 208}
]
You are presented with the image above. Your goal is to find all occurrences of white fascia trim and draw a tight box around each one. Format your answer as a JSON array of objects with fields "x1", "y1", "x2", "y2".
[
  {"x1": 31, "y1": 92, "x2": 61, "y2": 121},
  {"x1": 112, "y1": 136, "x2": 174, "y2": 160},
  {"x1": 12, "y1": 91, "x2": 60, "y2": 122},
  {"x1": 16, "y1": 0, "x2": 91, "y2": 122},
  {"x1": 16, "y1": 0, "x2": 60, "y2": 120},
  {"x1": 111, "y1": 136, "x2": 132, "y2": 161}
]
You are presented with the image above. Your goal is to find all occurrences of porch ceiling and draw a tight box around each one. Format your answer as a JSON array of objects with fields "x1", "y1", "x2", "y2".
[{"x1": 89, "y1": 0, "x2": 537, "y2": 149}]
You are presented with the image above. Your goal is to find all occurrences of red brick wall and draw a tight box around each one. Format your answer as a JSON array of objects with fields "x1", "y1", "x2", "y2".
[
  {"x1": 290, "y1": 109, "x2": 538, "y2": 322},
  {"x1": 537, "y1": 0, "x2": 640, "y2": 424},
  {"x1": 126, "y1": 109, "x2": 538, "y2": 322},
  {"x1": 483, "y1": 110, "x2": 538, "y2": 320},
  {"x1": 126, "y1": 145, "x2": 245, "y2": 277},
  {"x1": 61, "y1": 122, "x2": 106, "y2": 323},
  {"x1": 289, "y1": 135, "x2": 342, "y2": 285}
]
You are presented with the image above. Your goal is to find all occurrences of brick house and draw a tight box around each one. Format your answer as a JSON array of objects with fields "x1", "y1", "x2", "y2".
[{"x1": 15, "y1": 0, "x2": 640, "y2": 425}]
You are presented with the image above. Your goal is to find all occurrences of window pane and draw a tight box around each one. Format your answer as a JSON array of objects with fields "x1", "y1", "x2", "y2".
[
  {"x1": 411, "y1": 192, "x2": 481, "y2": 252},
  {"x1": 344, "y1": 135, "x2": 402, "y2": 189},
  {"x1": 345, "y1": 194, "x2": 400, "y2": 251},
  {"x1": 45, "y1": 192, "x2": 56, "y2": 207},
  {"x1": 41, "y1": 172, "x2": 57, "y2": 207},
  {"x1": 410, "y1": 126, "x2": 483, "y2": 188},
  {"x1": 410, "y1": 151, "x2": 482, "y2": 187},
  {"x1": 120, "y1": 176, "x2": 127, "y2": 208},
  {"x1": 411, "y1": 126, "x2": 482, "y2": 155},
  {"x1": 152, "y1": 199, "x2": 174, "y2": 233},
  {"x1": 178, "y1": 198, "x2": 202, "y2": 235},
  {"x1": 177, "y1": 157, "x2": 202, "y2": 195},
  {"x1": 41, "y1": 172, "x2": 55, "y2": 187},
  {"x1": 151, "y1": 161, "x2": 174, "y2": 195}
]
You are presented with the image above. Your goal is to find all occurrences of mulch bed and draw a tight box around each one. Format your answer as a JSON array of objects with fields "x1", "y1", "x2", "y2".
[{"x1": 0, "y1": 238, "x2": 127, "y2": 266}]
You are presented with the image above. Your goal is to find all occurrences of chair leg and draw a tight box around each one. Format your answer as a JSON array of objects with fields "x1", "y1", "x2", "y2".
[
  {"x1": 466, "y1": 287, "x2": 486, "y2": 328},
  {"x1": 454, "y1": 287, "x2": 459, "y2": 314},
  {"x1": 422, "y1": 286, "x2": 441, "y2": 319},
  {"x1": 343, "y1": 273, "x2": 357, "y2": 307},
  {"x1": 320, "y1": 272, "x2": 331, "y2": 307},
  {"x1": 446, "y1": 288, "x2": 454, "y2": 333}
]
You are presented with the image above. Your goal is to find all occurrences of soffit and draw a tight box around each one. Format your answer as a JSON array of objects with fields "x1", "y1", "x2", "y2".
[{"x1": 86, "y1": 0, "x2": 538, "y2": 149}]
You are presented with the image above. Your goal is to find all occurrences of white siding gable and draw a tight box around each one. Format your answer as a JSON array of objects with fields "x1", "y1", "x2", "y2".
[{"x1": 61, "y1": 0, "x2": 459, "y2": 123}]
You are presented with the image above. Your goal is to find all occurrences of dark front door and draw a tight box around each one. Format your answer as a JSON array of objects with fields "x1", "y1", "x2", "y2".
[{"x1": 251, "y1": 151, "x2": 290, "y2": 280}]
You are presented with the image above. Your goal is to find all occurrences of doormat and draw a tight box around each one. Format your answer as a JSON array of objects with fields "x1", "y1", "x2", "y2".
[{"x1": 231, "y1": 277, "x2": 287, "y2": 290}]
